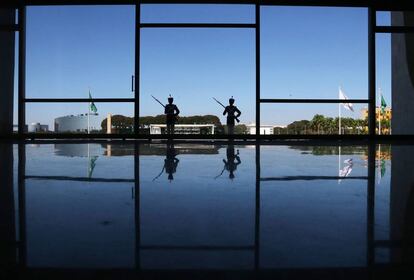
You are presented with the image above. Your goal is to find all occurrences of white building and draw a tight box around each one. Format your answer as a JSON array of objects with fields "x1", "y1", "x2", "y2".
[
  {"x1": 149, "y1": 124, "x2": 215, "y2": 135},
  {"x1": 54, "y1": 114, "x2": 100, "y2": 133},
  {"x1": 246, "y1": 123, "x2": 287, "y2": 135},
  {"x1": 28, "y1": 122, "x2": 49, "y2": 133}
]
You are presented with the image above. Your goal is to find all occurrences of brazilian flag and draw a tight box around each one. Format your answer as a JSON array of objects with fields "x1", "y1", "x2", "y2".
[
  {"x1": 380, "y1": 159, "x2": 386, "y2": 178},
  {"x1": 88, "y1": 156, "x2": 98, "y2": 178},
  {"x1": 381, "y1": 95, "x2": 387, "y2": 114},
  {"x1": 89, "y1": 91, "x2": 98, "y2": 113}
]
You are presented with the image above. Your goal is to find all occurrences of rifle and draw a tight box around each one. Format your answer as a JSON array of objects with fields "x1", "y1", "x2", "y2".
[
  {"x1": 152, "y1": 166, "x2": 165, "y2": 181},
  {"x1": 151, "y1": 95, "x2": 165, "y2": 108},
  {"x1": 212, "y1": 97, "x2": 240, "y2": 123},
  {"x1": 214, "y1": 164, "x2": 226, "y2": 179},
  {"x1": 152, "y1": 95, "x2": 179, "y2": 122}
]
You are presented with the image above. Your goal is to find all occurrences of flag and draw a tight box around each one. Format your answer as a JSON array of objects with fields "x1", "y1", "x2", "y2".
[
  {"x1": 89, "y1": 91, "x2": 98, "y2": 113},
  {"x1": 380, "y1": 159, "x2": 386, "y2": 178},
  {"x1": 88, "y1": 156, "x2": 98, "y2": 178},
  {"x1": 339, "y1": 159, "x2": 353, "y2": 177},
  {"x1": 381, "y1": 95, "x2": 387, "y2": 114},
  {"x1": 339, "y1": 87, "x2": 354, "y2": 112}
]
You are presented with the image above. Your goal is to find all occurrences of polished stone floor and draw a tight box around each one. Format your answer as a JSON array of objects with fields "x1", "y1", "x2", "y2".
[{"x1": 1, "y1": 141, "x2": 413, "y2": 279}]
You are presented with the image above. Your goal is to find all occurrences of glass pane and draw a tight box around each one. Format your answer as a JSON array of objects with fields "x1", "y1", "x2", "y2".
[
  {"x1": 261, "y1": 6, "x2": 368, "y2": 100},
  {"x1": 377, "y1": 11, "x2": 414, "y2": 26},
  {"x1": 140, "y1": 29, "x2": 254, "y2": 135},
  {"x1": 377, "y1": 11, "x2": 391, "y2": 26},
  {"x1": 376, "y1": 33, "x2": 392, "y2": 135},
  {"x1": 259, "y1": 103, "x2": 369, "y2": 135},
  {"x1": 26, "y1": 103, "x2": 134, "y2": 134},
  {"x1": 141, "y1": 4, "x2": 254, "y2": 23},
  {"x1": 26, "y1": 6, "x2": 135, "y2": 98}
]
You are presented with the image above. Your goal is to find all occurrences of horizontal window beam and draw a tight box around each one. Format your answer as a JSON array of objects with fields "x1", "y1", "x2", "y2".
[
  {"x1": 140, "y1": 245, "x2": 254, "y2": 251},
  {"x1": 261, "y1": 175, "x2": 368, "y2": 181},
  {"x1": 19, "y1": 0, "x2": 414, "y2": 10},
  {"x1": 376, "y1": 26, "x2": 414, "y2": 33},
  {"x1": 139, "y1": 23, "x2": 256, "y2": 28},
  {"x1": 15, "y1": 133, "x2": 376, "y2": 140},
  {"x1": 140, "y1": 0, "x2": 257, "y2": 4},
  {"x1": 25, "y1": 175, "x2": 134, "y2": 183},
  {"x1": 6, "y1": 134, "x2": 414, "y2": 143},
  {"x1": 24, "y1": 98, "x2": 135, "y2": 103},
  {"x1": 24, "y1": 0, "x2": 257, "y2": 5},
  {"x1": 141, "y1": 0, "x2": 370, "y2": 7},
  {"x1": 260, "y1": 99, "x2": 369, "y2": 103},
  {"x1": 0, "y1": 24, "x2": 19, "y2": 31}
]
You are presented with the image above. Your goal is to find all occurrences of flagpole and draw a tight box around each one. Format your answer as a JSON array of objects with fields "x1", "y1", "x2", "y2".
[
  {"x1": 377, "y1": 144, "x2": 381, "y2": 185},
  {"x1": 338, "y1": 87, "x2": 342, "y2": 135},
  {"x1": 87, "y1": 143, "x2": 90, "y2": 177},
  {"x1": 378, "y1": 88, "x2": 381, "y2": 135},
  {"x1": 88, "y1": 106, "x2": 90, "y2": 134},
  {"x1": 88, "y1": 89, "x2": 90, "y2": 134},
  {"x1": 338, "y1": 145, "x2": 341, "y2": 184}
]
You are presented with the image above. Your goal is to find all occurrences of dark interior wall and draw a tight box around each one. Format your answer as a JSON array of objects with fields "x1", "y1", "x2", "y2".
[
  {"x1": 391, "y1": 12, "x2": 414, "y2": 134},
  {"x1": 0, "y1": 9, "x2": 16, "y2": 136},
  {"x1": 0, "y1": 144, "x2": 16, "y2": 266},
  {"x1": 391, "y1": 145, "x2": 414, "y2": 262}
]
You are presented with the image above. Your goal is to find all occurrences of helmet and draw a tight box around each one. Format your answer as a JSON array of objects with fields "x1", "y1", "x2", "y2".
[
  {"x1": 168, "y1": 94, "x2": 173, "y2": 103},
  {"x1": 229, "y1": 96, "x2": 235, "y2": 104}
]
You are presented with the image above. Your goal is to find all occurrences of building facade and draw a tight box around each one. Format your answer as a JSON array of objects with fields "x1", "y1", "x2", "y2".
[
  {"x1": 54, "y1": 114, "x2": 101, "y2": 133},
  {"x1": 361, "y1": 107, "x2": 392, "y2": 134},
  {"x1": 246, "y1": 124, "x2": 287, "y2": 135},
  {"x1": 28, "y1": 123, "x2": 49, "y2": 133},
  {"x1": 149, "y1": 124, "x2": 215, "y2": 135},
  {"x1": 361, "y1": 107, "x2": 392, "y2": 121}
]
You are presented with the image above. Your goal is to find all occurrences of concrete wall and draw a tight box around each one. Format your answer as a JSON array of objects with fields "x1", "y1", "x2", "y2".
[
  {"x1": 392, "y1": 12, "x2": 414, "y2": 134},
  {"x1": 391, "y1": 146, "x2": 414, "y2": 263},
  {"x1": 0, "y1": 9, "x2": 16, "y2": 136}
]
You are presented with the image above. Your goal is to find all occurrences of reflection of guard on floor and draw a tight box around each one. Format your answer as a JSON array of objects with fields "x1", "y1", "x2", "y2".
[
  {"x1": 216, "y1": 145, "x2": 241, "y2": 180},
  {"x1": 152, "y1": 143, "x2": 180, "y2": 182},
  {"x1": 223, "y1": 96, "x2": 241, "y2": 135},
  {"x1": 165, "y1": 143, "x2": 179, "y2": 181},
  {"x1": 165, "y1": 95, "x2": 180, "y2": 135}
]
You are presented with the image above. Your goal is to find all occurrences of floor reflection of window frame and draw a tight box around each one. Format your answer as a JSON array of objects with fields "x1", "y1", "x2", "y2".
[
  {"x1": 257, "y1": 143, "x2": 376, "y2": 269},
  {"x1": 18, "y1": 144, "x2": 26, "y2": 268},
  {"x1": 136, "y1": 142, "x2": 259, "y2": 270},
  {"x1": 17, "y1": 142, "x2": 137, "y2": 268},
  {"x1": 16, "y1": 141, "x2": 378, "y2": 271}
]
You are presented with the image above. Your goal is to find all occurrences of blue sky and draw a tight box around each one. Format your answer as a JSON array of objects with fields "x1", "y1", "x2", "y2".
[{"x1": 19, "y1": 5, "x2": 391, "y2": 129}]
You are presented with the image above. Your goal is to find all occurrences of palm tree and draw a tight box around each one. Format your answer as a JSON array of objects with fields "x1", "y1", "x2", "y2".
[{"x1": 310, "y1": 114, "x2": 325, "y2": 134}]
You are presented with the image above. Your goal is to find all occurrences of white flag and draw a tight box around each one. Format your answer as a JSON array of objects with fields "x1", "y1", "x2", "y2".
[
  {"x1": 339, "y1": 87, "x2": 354, "y2": 112},
  {"x1": 339, "y1": 159, "x2": 353, "y2": 177},
  {"x1": 338, "y1": 158, "x2": 353, "y2": 184}
]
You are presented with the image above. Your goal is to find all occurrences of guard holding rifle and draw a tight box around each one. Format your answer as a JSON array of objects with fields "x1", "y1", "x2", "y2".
[
  {"x1": 214, "y1": 96, "x2": 241, "y2": 135},
  {"x1": 152, "y1": 94, "x2": 180, "y2": 135}
]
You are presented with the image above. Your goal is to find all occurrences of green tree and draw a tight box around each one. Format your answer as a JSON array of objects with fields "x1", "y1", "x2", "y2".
[
  {"x1": 310, "y1": 114, "x2": 326, "y2": 134},
  {"x1": 101, "y1": 115, "x2": 134, "y2": 133},
  {"x1": 287, "y1": 120, "x2": 310, "y2": 134},
  {"x1": 234, "y1": 124, "x2": 248, "y2": 134}
]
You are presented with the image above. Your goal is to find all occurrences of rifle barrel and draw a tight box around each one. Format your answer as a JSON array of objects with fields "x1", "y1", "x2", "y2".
[
  {"x1": 213, "y1": 97, "x2": 226, "y2": 108},
  {"x1": 151, "y1": 95, "x2": 165, "y2": 108}
]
